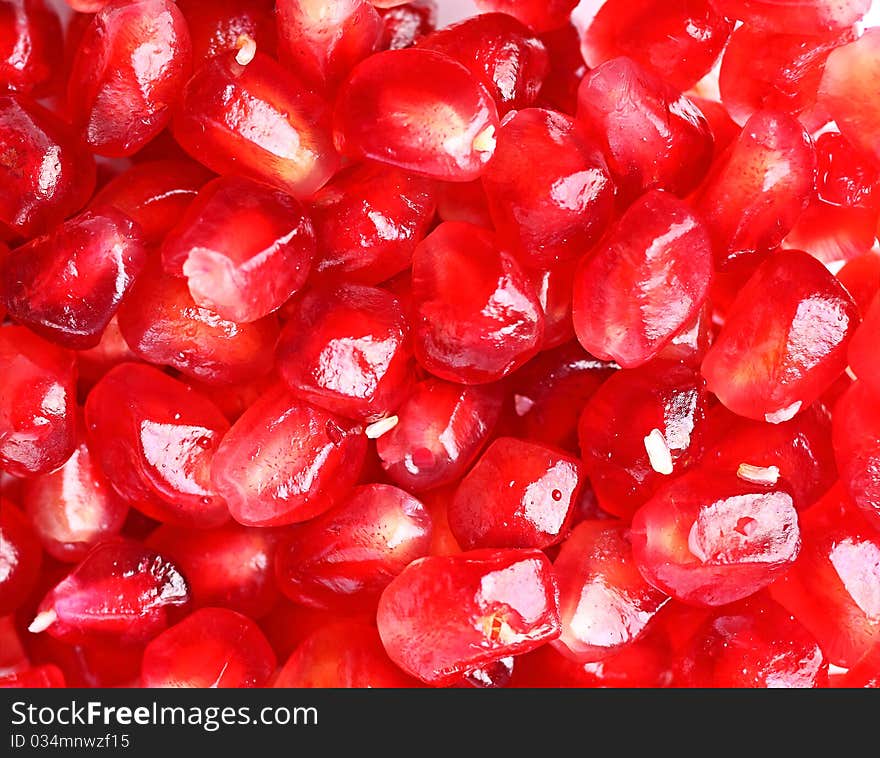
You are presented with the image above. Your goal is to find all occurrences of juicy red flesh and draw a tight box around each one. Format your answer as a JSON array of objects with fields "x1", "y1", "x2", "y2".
[
  {"x1": 378, "y1": 2, "x2": 436, "y2": 51},
  {"x1": 833, "y1": 380, "x2": 880, "y2": 527},
  {"x1": 709, "y1": 0, "x2": 870, "y2": 37},
  {"x1": 472, "y1": 0, "x2": 578, "y2": 33},
  {"x1": 177, "y1": 0, "x2": 276, "y2": 64},
  {"x1": 849, "y1": 294, "x2": 880, "y2": 398},
  {"x1": 0, "y1": 500, "x2": 42, "y2": 615},
  {"x1": 0, "y1": 0, "x2": 63, "y2": 96}
]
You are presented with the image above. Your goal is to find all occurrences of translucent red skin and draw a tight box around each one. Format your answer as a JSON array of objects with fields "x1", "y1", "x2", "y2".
[
  {"x1": 832, "y1": 381, "x2": 880, "y2": 527},
  {"x1": 210, "y1": 385, "x2": 367, "y2": 527},
  {"x1": 671, "y1": 594, "x2": 827, "y2": 687},
  {"x1": 334, "y1": 48, "x2": 500, "y2": 182},
  {"x1": 0, "y1": 501, "x2": 42, "y2": 615},
  {"x1": 309, "y1": 162, "x2": 436, "y2": 286},
  {"x1": 572, "y1": 190, "x2": 712, "y2": 369},
  {"x1": 84, "y1": 362, "x2": 231, "y2": 528},
  {"x1": 849, "y1": 294, "x2": 880, "y2": 397},
  {"x1": 376, "y1": 379, "x2": 501, "y2": 492},
  {"x1": 472, "y1": 0, "x2": 578, "y2": 34},
  {"x1": 75, "y1": 317, "x2": 138, "y2": 393},
  {"x1": 0, "y1": 94, "x2": 96, "y2": 238},
  {"x1": 417, "y1": 13, "x2": 548, "y2": 113},
  {"x1": 411, "y1": 222, "x2": 544, "y2": 384},
  {"x1": 0, "y1": 209, "x2": 147, "y2": 350},
  {"x1": 377, "y1": 549, "x2": 561, "y2": 685},
  {"x1": 578, "y1": 362, "x2": 707, "y2": 520},
  {"x1": 535, "y1": 23, "x2": 587, "y2": 115},
  {"x1": 709, "y1": 0, "x2": 870, "y2": 35},
  {"x1": 691, "y1": 96, "x2": 741, "y2": 156},
  {"x1": 177, "y1": 0, "x2": 276, "y2": 64},
  {"x1": 0, "y1": 0, "x2": 63, "y2": 96},
  {"x1": 0, "y1": 664, "x2": 65, "y2": 688},
  {"x1": 837, "y1": 253, "x2": 880, "y2": 316},
  {"x1": 702, "y1": 249, "x2": 859, "y2": 424},
  {"x1": 172, "y1": 50, "x2": 339, "y2": 199},
  {"x1": 116, "y1": 261, "x2": 279, "y2": 386},
  {"x1": 448, "y1": 437, "x2": 583, "y2": 550},
  {"x1": 67, "y1": 0, "x2": 193, "y2": 157},
  {"x1": 0, "y1": 326, "x2": 77, "y2": 478},
  {"x1": 575, "y1": 57, "x2": 714, "y2": 204},
  {"x1": 141, "y1": 608, "x2": 276, "y2": 688},
  {"x1": 695, "y1": 110, "x2": 816, "y2": 269},
  {"x1": 582, "y1": 0, "x2": 732, "y2": 91},
  {"x1": 552, "y1": 520, "x2": 669, "y2": 663},
  {"x1": 378, "y1": 1, "x2": 435, "y2": 51},
  {"x1": 526, "y1": 257, "x2": 578, "y2": 349},
  {"x1": 275, "y1": 484, "x2": 433, "y2": 612},
  {"x1": 34, "y1": 538, "x2": 190, "y2": 646},
  {"x1": 482, "y1": 108, "x2": 614, "y2": 267}
]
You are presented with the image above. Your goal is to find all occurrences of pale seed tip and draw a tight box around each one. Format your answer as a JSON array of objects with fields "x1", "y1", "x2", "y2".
[
  {"x1": 473, "y1": 125, "x2": 496, "y2": 154},
  {"x1": 644, "y1": 428, "x2": 673, "y2": 475},
  {"x1": 28, "y1": 609, "x2": 57, "y2": 634},
  {"x1": 365, "y1": 415, "x2": 399, "y2": 439},
  {"x1": 235, "y1": 35, "x2": 257, "y2": 66},
  {"x1": 737, "y1": 463, "x2": 781, "y2": 486}
]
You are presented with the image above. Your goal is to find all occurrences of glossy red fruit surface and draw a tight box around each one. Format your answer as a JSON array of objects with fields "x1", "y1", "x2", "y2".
[
  {"x1": 411, "y1": 222, "x2": 544, "y2": 384},
  {"x1": 142, "y1": 608, "x2": 276, "y2": 688},
  {"x1": 448, "y1": 438, "x2": 583, "y2": 550},
  {"x1": 0, "y1": 0, "x2": 63, "y2": 96},
  {"x1": 575, "y1": 57, "x2": 713, "y2": 203},
  {"x1": 275, "y1": 484, "x2": 432, "y2": 612},
  {"x1": 334, "y1": 48, "x2": 499, "y2": 182},
  {"x1": 553, "y1": 520, "x2": 669, "y2": 662},
  {"x1": 173, "y1": 50, "x2": 339, "y2": 198},
  {"x1": 0, "y1": 663, "x2": 65, "y2": 688},
  {"x1": 572, "y1": 190, "x2": 712, "y2": 369},
  {"x1": 473, "y1": 0, "x2": 578, "y2": 33},
  {"x1": 84, "y1": 363, "x2": 230, "y2": 528},
  {"x1": 702, "y1": 249, "x2": 859, "y2": 424},
  {"x1": 211, "y1": 385, "x2": 366, "y2": 527},
  {"x1": 849, "y1": 294, "x2": 880, "y2": 397},
  {"x1": 536, "y1": 23, "x2": 586, "y2": 115},
  {"x1": 0, "y1": 94, "x2": 95, "y2": 237},
  {"x1": 1, "y1": 209, "x2": 147, "y2": 349},
  {"x1": 837, "y1": 252, "x2": 880, "y2": 315},
  {"x1": 177, "y1": 0, "x2": 276, "y2": 64},
  {"x1": 0, "y1": 500, "x2": 41, "y2": 614},
  {"x1": 68, "y1": 0, "x2": 192, "y2": 157},
  {"x1": 378, "y1": 1, "x2": 436, "y2": 51},
  {"x1": 832, "y1": 380, "x2": 880, "y2": 526},
  {"x1": 631, "y1": 470, "x2": 800, "y2": 607},
  {"x1": 31, "y1": 539, "x2": 189, "y2": 645},
  {"x1": 482, "y1": 108, "x2": 614, "y2": 267},
  {"x1": 709, "y1": 0, "x2": 870, "y2": 36},
  {"x1": 377, "y1": 549, "x2": 560, "y2": 685},
  {"x1": 0, "y1": 326, "x2": 76, "y2": 478}
]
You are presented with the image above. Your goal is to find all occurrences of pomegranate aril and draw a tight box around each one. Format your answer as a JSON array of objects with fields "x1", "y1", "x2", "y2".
[
  {"x1": 334, "y1": 48, "x2": 500, "y2": 182},
  {"x1": 76, "y1": 316, "x2": 137, "y2": 392},
  {"x1": 0, "y1": 0, "x2": 63, "y2": 96},
  {"x1": 832, "y1": 380, "x2": 880, "y2": 527},
  {"x1": 527, "y1": 257, "x2": 577, "y2": 350},
  {"x1": 434, "y1": 178, "x2": 492, "y2": 228},
  {"x1": 842, "y1": 642, "x2": 880, "y2": 687},
  {"x1": 459, "y1": 657, "x2": 514, "y2": 689},
  {"x1": 211, "y1": 385, "x2": 366, "y2": 527},
  {"x1": 0, "y1": 94, "x2": 95, "y2": 238},
  {"x1": 376, "y1": 378, "x2": 502, "y2": 492},
  {"x1": 0, "y1": 500, "x2": 41, "y2": 614},
  {"x1": 553, "y1": 520, "x2": 669, "y2": 662},
  {"x1": 575, "y1": 57, "x2": 714, "y2": 203},
  {"x1": 173, "y1": 49, "x2": 339, "y2": 199},
  {"x1": 709, "y1": 0, "x2": 870, "y2": 36},
  {"x1": 411, "y1": 222, "x2": 544, "y2": 384},
  {"x1": 25, "y1": 630, "x2": 143, "y2": 687},
  {"x1": 377, "y1": 549, "x2": 560, "y2": 685},
  {"x1": 141, "y1": 608, "x2": 276, "y2": 688},
  {"x1": 631, "y1": 469, "x2": 800, "y2": 607},
  {"x1": 815, "y1": 131, "x2": 880, "y2": 209},
  {"x1": 67, "y1": 0, "x2": 192, "y2": 157},
  {"x1": 702, "y1": 249, "x2": 859, "y2": 424},
  {"x1": 482, "y1": 108, "x2": 614, "y2": 268},
  {"x1": 849, "y1": 292, "x2": 880, "y2": 395},
  {"x1": 1, "y1": 209, "x2": 147, "y2": 349},
  {"x1": 0, "y1": 615, "x2": 28, "y2": 674},
  {"x1": 536, "y1": 23, "x2": 587, "y2": 115},
  {"x1": 0, "y1": 326, "x2": 76, "y2": 478},
  {"x1": 186, "y1": 372, "x2": 279, "y2": 425},
  {"x1": 0, "y1": 663, "x2": 65, "y2": 688},
  {"x1": 691, "y1": 96, "x2": 742, "y2": 156},
  {"x1": 837, "y1": 252, "x2": 880, "y2": 315},
  {"x1": 472, "y1": 0, "x2": 578, "y2": 34},
  {"x1": 378, "y1": 1, "x2": 436, "y2": 51},
  {"x1": 177, "y1": 0, "x2": 276, "y2": 64},
  {"x1": 448, "y1": 437, "x2": 583, "y2": 550},
  {"x1": 84, "y1": 362, "x2": 230, "y2": 528},
  {"x1": 275, "y1": 483, "x2": 432, "y2": 612},
  {"x1": 30, "y1": 539, "x2": 189, "y2": 645}
]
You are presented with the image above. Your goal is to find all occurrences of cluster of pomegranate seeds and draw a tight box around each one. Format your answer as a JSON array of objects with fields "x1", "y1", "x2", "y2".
[{"x1": 5, "y1": 0, "x2": 880, "y2": 690}]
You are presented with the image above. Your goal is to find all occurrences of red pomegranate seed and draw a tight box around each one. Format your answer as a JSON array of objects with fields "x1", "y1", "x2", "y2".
[
  {"x1": 575, "y1": 57, "x2": 714, "y2": 203},
  {"x1": 411, "y1": 222, "x2": 544, "y2": 384},
  {"x1": 448, "y1": 437, "x2": 583, "y2": 550},
  {"x1": 842, "y1": 642, "x2": 880, "y2": 687},
  {"x1": 849, "y1": 292, "x2": 880, "y2": 395},
  {"x1": 702, "y1": 249, "x2": 859, "y2": 424},
  {"x1": 0, "y1": 94, "x2": 95, "y2": 238},
  {"x1": 695, "y1": 110, "x2": 815, "y2": 268},
  {"x1": 275, "y1": 483, "x2": 433, "y2": 612},
  {"x1": 0, "y1": 500, "x2": 42, "y2": 614},
  {"x1": 672, "y1": 593, "x2": 827, "y2": 687},
  {"x1": 76, "y1": 317, "x2": 137, "y2": 392},
  {"x1": 837, "y1": 252, "x2": 880, "y2": 315},
  {"x1": 378, "y1": 1, "x2": 436, "y2": 51},
  {"x1": 276, "y1": 0, "x2": 382, "y2": 89},
  {"x1": 832, "y1": 380, "x2": 880, "y2": 527},
  {"x1": 177, "y1": 0, "x2": 276, "y2": 64},
  {"x1": 84, "y1": 362, "x2": 230, "y2": 528},
  {"x1": 583, "y1": 0, "x2": 732, "y2": 92},
  {"x1": 709, "y1": 0, "x2": 870, "y2": 35},
  {"x1": 376, "y1": 378, "x2": 501, "y2": 492},
  {"x1": 0, "y1": 0, "x2": 62, "y2": 96},
  {"x1": 173, "y1": 49, "x2": 339, "y2": 198},
  {"x1": 116, "y1": 260, "x2": 279, "y2": 385},
  {"x1": 572, "y1": 190, "x2": 712, "y2": 369},
  {"x1": 631, "y1": 469, "x2": 801, "y2": 607},
  {"x1": 211, "y1": 385, "x2": 367, "y2": 527},
  {"x1": 0, "y1": 209, "x2": 147, "y2": 349},
  {"x1": 527, "y1": 258, "x2": 578, "y2": 349},
  {"x1": 536, "y1": 23, "x2": 587, "y2": 115},
  {"x1": 67, "y1": 0, "x2": 192, "y2": 157},
  {"x1": 377, "y1": 549, "x2": 560, "y2": 685},
  {"x1": 274, "y1": 621, "x2": 419, "y2": 688},
  {"x1": 0, "y1": 326, "x2": 76, "y2": 478},
  {"x1": 472, "y1": 0, "x2": 578, "y2": 33},
  {"x1": 578, "y1": 363, "x2": 707, "y2": 520},
  {"x1": 458, "y1": 657, "x2": 515, "y2": 689},
  {"x1": 334, "y1": 48, "x2": 500, "y2": 182},
  {"x1": 434, "y1": 178, "x2": 492, "y2": 228},
  {"x1": 553, "y1": 520, "x2": 669, "y2": 662},
  {"x1": 0, "y1": 615, "x2": 28, "y2": 674},
  {"x1": 65, "y1": 0, "x2": 109, "y2": 11},
  {"x1": 482, "y1": 108, "x2": 614, "y2": 268},
  {"x1": 691, "y1": 96, "x2": 741, "y2": 156},
  {"x1": 0, "y1": 663, "x2": 65, "y2": 688},
  {"x1": 141, "y1": 607, "x2": 276, "y2": 688},
  {"x1": 29, "y1": 539, "x2": 190, "y2": 645}
]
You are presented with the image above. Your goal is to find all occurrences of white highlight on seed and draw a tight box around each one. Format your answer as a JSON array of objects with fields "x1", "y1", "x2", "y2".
[
  {"x1": 235, "y1": 35, "x2": 257, "y2": 66},
  {"x1": 514, "y1": 394, "x2": 534, "y2": 417},
  {"x1": 365, "y1": 415, "x2": 399, "y2": 439},
  {"x1": 846, "y1": 366, "x2": 858, "y2": 381},
  {"x1": 764, "y1": 401, "x2": 802, "y2": 424},
  {"x1": 644, "y1": 428, "x2": 673, "y2": 475},
  {"x1": 473, "y1": 125, "x2": 496, "y2": 153},
  {"x1": 28, "y1": 609, "x2": 57, "y2": 634},
  {"x1": 737, "y1": 463, "x2": 781, "y2": 486}
]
